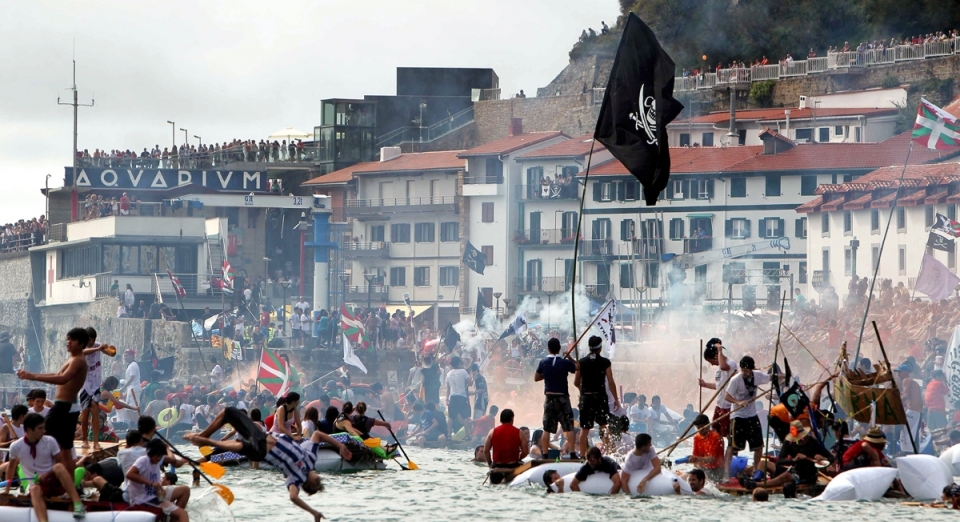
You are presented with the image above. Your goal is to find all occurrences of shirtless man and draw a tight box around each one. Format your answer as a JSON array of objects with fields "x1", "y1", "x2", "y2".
[
  {"x1": 17, "y1": 327, "x2": 89, "y2": 473},
  {"x1": 80, "y1": 326, "x2": 110, "y2": 451}
]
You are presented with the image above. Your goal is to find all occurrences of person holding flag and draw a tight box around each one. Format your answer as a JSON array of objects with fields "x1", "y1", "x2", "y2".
[{"x1": 574, "y1": 336, "x2": 620, "y2": 457}]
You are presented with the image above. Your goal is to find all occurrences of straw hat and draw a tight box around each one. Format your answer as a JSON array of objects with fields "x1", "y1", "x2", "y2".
[
  {"x1": 785, "y1": 420, "x2": 811, "y2": 443},
  {"x1": 863, "y1": 426, "x2": 887, "y2": 445}
]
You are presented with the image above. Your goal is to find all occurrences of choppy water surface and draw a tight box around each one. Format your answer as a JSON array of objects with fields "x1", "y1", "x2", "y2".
[{"x1": 178, "y1": 446, "x2": 958, "y2": 521}]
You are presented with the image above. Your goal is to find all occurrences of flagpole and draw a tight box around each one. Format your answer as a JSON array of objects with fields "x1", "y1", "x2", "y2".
[
  {"x1": 179, "y1": 287, "x2": 209, "y2": 374},
  {"x1": 255, "y1": 346, "x2": 264, "y2": 395},
  {"x1": 853, "y1": 142, "x2": 912, "y2": 364},
  {"x1": 160, "y1": 244, "x2": 209, "y2": 374},
  {"x1": 570, "y1": 139, "x2": 598, "y2": 360},
  {"x1": 563, "y1": 299, "x2": 613, "y2": 357}
]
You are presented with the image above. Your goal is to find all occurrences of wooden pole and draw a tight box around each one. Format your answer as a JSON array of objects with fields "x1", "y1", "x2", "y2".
[
  {"x1": 871, "y1": 320, "x2": 918, "y2": 454},
  {"x1": 761, "y1": 291, "x2": 787, "y2": 464},
  {"x1": 699, "y1": 339, "x2": 704, "y2": 412},
  {"x1": 665, "y1": 369, "x2": 737, "y2": 457},
  {"x1": 564, "y1": 300, "x2": 613, "y2": 357}
]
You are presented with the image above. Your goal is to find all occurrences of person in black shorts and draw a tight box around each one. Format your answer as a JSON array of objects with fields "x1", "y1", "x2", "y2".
[
  {"x1": 570, "y1": 446, "x2": 622, "y2": 494},
  {"x1": 535, "y1": 338, "x2": 578, "y2": 458},
  {"x1": 575, "y1": 336, "x2": 620, "y2": 457},
  {"x1": 724, "y1": 356, "x2": 771, "y2": 473}
]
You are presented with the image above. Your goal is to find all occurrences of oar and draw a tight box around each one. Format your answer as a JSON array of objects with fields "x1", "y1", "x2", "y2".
[
  {"x1": 378, "y1": 410, "x2": 418, "y2": 470},
  {"x1": 154, "y1": 433, "x2": 234, "y2": 505}
]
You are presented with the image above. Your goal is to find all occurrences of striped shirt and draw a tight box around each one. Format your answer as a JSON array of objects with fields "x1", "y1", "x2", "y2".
[{"x1": 263, "y1": 434, "x2": 319, "y2": 489}]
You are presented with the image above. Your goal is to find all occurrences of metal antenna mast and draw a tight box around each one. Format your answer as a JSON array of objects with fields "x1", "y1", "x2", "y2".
[{"x1": 58, "y1": 59, "x2": 95, "y2": 221}]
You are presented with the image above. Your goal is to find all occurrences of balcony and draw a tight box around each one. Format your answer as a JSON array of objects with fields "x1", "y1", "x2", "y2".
[
  {"x1": 631, "y1": 238, "x2": 662, "y2": 260},
  {"x1": 682, "y1": 238, "x2": 713, "y2": 254},
  {"x1": 344, "y1": 196, "x2": 457, "y2": 219},
  {"x1": 581, "y1": 239, "x2": 612, "y2": 257},
  {"x1": 513, "y1": 229, "x2": 577, "y2": 248},
  {"x1": 585, "y1": 284, "x2": 610, "y2": 299},
  {"x1": 342, "y1": 241, "x2": 390, "y2": 259},
  {"x1": 344, "y1": 285, "x2": 389, "y2": 304},
  {"x1": 515, "y1": 184, "x2": 579, "y2": 201},
  {"x1": 513, "y1": 276, "x2": 570, "y2": 294}
]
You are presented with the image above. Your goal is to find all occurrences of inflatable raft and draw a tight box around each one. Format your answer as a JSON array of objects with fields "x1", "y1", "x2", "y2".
[
  {"x1": 0, "y1": 508, "x2": 156, "y2": 522},
  {"x1": 206, "y1": 436, "x2": 390, "y2": 473}
]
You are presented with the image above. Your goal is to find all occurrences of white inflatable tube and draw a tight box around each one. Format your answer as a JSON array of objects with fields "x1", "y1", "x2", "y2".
[
  {"x1": 625, "y1": 467, "x2": 693, "y2": 497},
  {"x1": 939, "y1": 444, "x2": 960, "y2": 476},
  {"x1": 812, "y1": 467, "x2": 898, "y2": 501},
  {"x1": 896, "y1": 454, "x2": 953, "y2": 500},
  {"x1": 509, "y1": 462, "x2": 583, "y2": 487},
  {"x1": 0, "y1": 507, "x2": 156, "y2": 522},
  {"x1": 551, "y1": 472, "x2": 616, "y2": 495},
  {"x1": 314, "y1": 449, "x2": 386, "y2": 472}
]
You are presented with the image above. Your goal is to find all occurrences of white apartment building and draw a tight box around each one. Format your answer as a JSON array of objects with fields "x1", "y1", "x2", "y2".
[{"x1": 799, "y1": 161, "x2": 960, "y2": 302}]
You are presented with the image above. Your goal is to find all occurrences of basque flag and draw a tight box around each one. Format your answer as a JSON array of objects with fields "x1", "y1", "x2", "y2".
[
  {"x1": 167, "y1": 270, "x2": 187, "y2": 299},
  {"x1": 594, "y1": 13, "x2": 684, "y2": 205}
]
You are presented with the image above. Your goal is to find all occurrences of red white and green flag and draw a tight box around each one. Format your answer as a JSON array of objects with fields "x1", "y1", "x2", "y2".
[
  {"x1": 167, "y1": 270, "x2": 187, "y2": 299},
  {"x1": 221, "y1": 259, "x2": 234, "y2": 295},
  {"x1": 913, "y1": 98, "x2": 960, "y2": 150},
  {"x1": 257, "y1": 346, "x2": 290, "y2": 396},
  {"x1": 340, "y1": 304, "x2": 371, "y2": 350}
]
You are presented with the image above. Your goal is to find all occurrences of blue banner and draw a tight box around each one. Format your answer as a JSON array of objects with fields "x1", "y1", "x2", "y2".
[{"x1": 64, "y1": 167, "x2": 269, "y2": 192}]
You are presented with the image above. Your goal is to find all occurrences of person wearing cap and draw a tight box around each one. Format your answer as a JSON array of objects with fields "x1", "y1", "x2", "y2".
[
  {"x1": 895, "y1": 363, "x2": 923, "y2": 454},
  {"x1": 841, "y1": 426, "x2": 890, "y2": 470},
  {"x1": 723, "y1": 355, "x2": 770, "y2": 479},
  {"x1": 699, "y1": 338, "x2": 735, "y2": 440},
  {"x1": 741, "y1": 420, "x2": 833, "y2": 490},
  {"x1": 575, "y1": 336, "x2": 620, "y2": 458}
]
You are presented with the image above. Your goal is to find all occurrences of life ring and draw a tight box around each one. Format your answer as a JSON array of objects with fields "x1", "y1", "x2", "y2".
[{"x1": 157, "y1": 407, "x2": 180, "y2": 428}]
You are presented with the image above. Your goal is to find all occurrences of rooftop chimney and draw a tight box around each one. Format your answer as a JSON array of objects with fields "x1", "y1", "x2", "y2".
[
  {"x1": 726, "y1": 88, "x2": 737, "y2": 144},
  {"x1": 799, "y1": 96, "x2": 807, "y2": 110},
  {"x1": 508, "y1": 118, "x2": 523, "y2": 137},
  {"x1": 785, "y1": 110, "x2": 791, "y2": 137},
  {"x1": 380, "y1": 147, "x2": 402, "y2": 162}
]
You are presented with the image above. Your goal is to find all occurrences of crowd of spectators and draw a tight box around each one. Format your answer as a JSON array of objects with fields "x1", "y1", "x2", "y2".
[
  {"x1": 0, "y1": 216, "x2": 47, "y2": 253},
  {"x1": 81, "y1": 192, "x2": 141, "y2": 221},
  {"x1": 77, "y1": 138, "x2": 313, "y2": 170}
]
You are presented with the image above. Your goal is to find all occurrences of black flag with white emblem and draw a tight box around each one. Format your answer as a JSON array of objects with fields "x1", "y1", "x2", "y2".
[
  {"x1": 462, "y1": 241, "x2": 487, "y2": 275},
  {"x1": 594, "y1": 13, "x2": 684, "y2": 205},
  {"x1": 928, "y1": 230, "x2": 955, "y2": 252}
]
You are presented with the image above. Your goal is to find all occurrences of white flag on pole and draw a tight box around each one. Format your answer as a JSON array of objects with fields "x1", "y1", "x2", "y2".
[
  {"x1": 594, "y1": 300, "x2": 618, "y2": 359},
  {"x1": 343, "y1": 333, "x2": 368, "y2": 374}
]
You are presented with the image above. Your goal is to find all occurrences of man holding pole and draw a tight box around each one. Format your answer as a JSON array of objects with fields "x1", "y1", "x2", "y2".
[
  {"x1": 574, "y1": 336, "x2": 619, "y2": 458},
  {"x1": 699, "y1": 338, "x2": 735, "y2": 473},
  {"x1": 895, "y1": 363, "x2": 923, "y2": 454},
  {"x1": 724, "y1": 356, "x2": 769, "y2": 481}
]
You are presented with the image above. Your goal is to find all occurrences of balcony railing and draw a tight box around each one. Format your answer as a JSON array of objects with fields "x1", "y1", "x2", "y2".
[
  {"x1": 342, "y1": 241, "x2": 390, "y2": 258},
  {"x1": 513, "y1": 229, "x2": 578, "y2": 247},
  {"x1": 78, "y1": 145, "x2": 321, "y2": 169},
  {"x1": 513, "y1": 276, "x2": 570, "y2": 294},
  {"x1": 344, "y1": 285, "x2": 389, "y2": 303},
  {"x1": 674, "y1": 39, "x2": 960, "y2": 92},
  {"x1": 581, "y1": 239, "x2": 612, "y2": 256},
  {"x1": 150, "y1": 272, "x2": 231, "y2": 297},
  {"x1": 682, "y1": 238, "x2": 713, "y2": 254},
  {"x1": 463, "y1": 175, "x2": 503, "y2": 185},
  {"x1": 375, "y1": 107, "x2": 475, "y2": 148},
  {"x1": 515, "y1": 183, "x2": 579, "y2": 201},
  {"x1": 585, "y1": 284, "x2": 610, "y2": 299},
  {"x1": 345, "y1": 196, "x2": 457, "y2": 208}
]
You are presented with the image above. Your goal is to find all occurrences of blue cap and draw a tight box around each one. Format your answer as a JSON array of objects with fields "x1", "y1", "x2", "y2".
[{"x1": 895, "y1": 363, "x2": 912, "y2": 373}]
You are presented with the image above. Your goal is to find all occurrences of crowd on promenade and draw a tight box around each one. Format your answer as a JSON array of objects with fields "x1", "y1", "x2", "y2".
[
  {"x1": 0, "y1": 216, "x2": 47, "y2": 254},
  {"x1": 76, "y1": 138, "x2": 313, "y2": 170}
]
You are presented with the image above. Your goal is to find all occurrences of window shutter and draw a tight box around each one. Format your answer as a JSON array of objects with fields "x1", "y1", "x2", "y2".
[
  {"x1": 684, "y1": 180, "x2": 691, "y2": 199},
  {"x1": 666, "y1": 181, "x2": 674, "y2": 200},
  {"x1": 758, "y1": 218, "x2": 767, "y2": 238},
  {"x1": 621, "y1": 219, "x2": 629, "y2": 241},
  {"x1": 657, "y1": 219, "x2": 664, "y2": 239},
  {"x1": 776, "y1": 218, "x2": 785, "y2": 237},
  {"x1": 680, "y1": 219, "x2": 685, "y2": 239},
  {"x1": 795, "y1": 218, "x2": 803, "y2": 238},
  {"x1": 725, "y1": 219, "x2": 733, "y2": 238},
  {"x1": 744, "y1": 219, "x2": 752, "y2": 239},
  {"x1": 617, "y1": 181, "x2": 625, "y2": 201},
  {"x1": 707, "y1": 179, "x2": 715, "y2": 199},
  {"x1": 593, "y1": 182, "x2": 601, "y2": 202}
]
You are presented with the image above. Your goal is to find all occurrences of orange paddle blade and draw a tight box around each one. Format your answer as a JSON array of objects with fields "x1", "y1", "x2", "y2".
[
  {"x1": 198, "y1": 461, "x2": 226, "y2": 479},
  {"x1": 211, "y1": 484, "x2": 235, "y2": 505}
]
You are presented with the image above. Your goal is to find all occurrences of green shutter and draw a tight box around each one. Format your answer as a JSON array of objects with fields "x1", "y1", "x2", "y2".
[
  {"x1": 758, "y1": 218, "x2": 767, "y2": 238},
  {"x1": 666, "y1": 181, "x2": 674, "y2": 199},
  {"x1": 707, "y1": 179, "x2": 715, "y2": 199},
  {"x1": 776, "y1": 218, "x2": 785, "y2": 237},
  {"x1": 725, "y1": 219, "x2": 733, "y2": 238},
  {"x1": 744, "y1": 219, "x2": 752, "y2": 239},
  {"x1": 593, "y1": 181, "x2": 601, "y2": 201}
]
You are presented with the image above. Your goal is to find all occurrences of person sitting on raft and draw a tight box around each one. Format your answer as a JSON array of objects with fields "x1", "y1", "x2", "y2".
[
  {"x1": 740, "y1": 420, "x2": 833, "y2": 491},
  {"x1": 126, "y1": 439, "x2": 190, "y2": 522},
  {"x1": 406, "y1": 402, "x2": 449, "y2": 447},
  {"x1": 619, "y1": 433, "x2": 661, "y2": 495},
  {"x1": 270, "y1": 392, "x2": 303, "y2": 440},
  {"x1": 482, "y1": 408, "x2": 529, "y2": 482},
  {"x1": 690, "y1": 414, "x2": 725, "y2": 483},
  {"x1": 571, "y1": 447, "x2": 621, "y2": 494},
  {"x1": 333, "y1": 402, "x2": 397, "y2": 458},
  {"x1": 841, "y1": 426, "x2": 891, "y2": 470},
  {"x1": 318, "y1": 406, "x2": 339, "y2": 435},
  {"x1": 184, "y1": 407, "x2": 352, "y2": 521}
]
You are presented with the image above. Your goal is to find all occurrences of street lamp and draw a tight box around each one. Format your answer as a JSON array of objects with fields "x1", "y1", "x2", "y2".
[
  {"x1": 543, "y1": 289, "x2": 556, "y2": 330},
  {"x1": 339, "y1": 273, "x2": 349, "y2": 307},
  {"x1": 281, "y1": 278, "x2": 291, "y2": 334},
  {"x1": 419, "y1": 102, "x2": 427, "y2": 153},
  {"x1": 493, "y1": 292, "x2": 502, "y2": 318},
  {"x1": 850, "y1": 236, "x2": 860, "y2": 279},
  {"x1": 503, "y1": 297, "x2": 512, "y2": 318},
  {"x1": 364, "y1": 272, "x2": 377, "y2": 311},
  {"x1": 167, "y1": 121, "x2": 176, "y2": 148},
  {"x1": 45, "y1": 174, "x2": 51, "y2": 224},
  {"x1": 180, "y1": 128, "x2": 188, "y2": 146},
  {"x1": 194, "y1": 135, "x2": 202, "y2": 147}
]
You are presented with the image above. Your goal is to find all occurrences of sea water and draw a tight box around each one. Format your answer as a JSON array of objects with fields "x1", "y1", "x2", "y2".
[{"x1": 178, "y1": 446, "x2": 959, "y2": 521}]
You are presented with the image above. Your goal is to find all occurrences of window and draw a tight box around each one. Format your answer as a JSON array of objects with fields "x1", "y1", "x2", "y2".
[
  {"x1": 731, "y1": 177, "x2": 746, "y2": 198},
  {"x1": 592, "y1": 218, "x2": 611, "y2": 239},
  {"x1": 763, "y1": 262, "x2": 780, "y2": 284},
  {"x1": 821, "y1": 213, "x2": 830, "y2": 235},
  {"x1": 801, "y1": 175, "x2": 818, "y2": 196},
  {"x1": 620, "y1": 263, "x2": 635, "y2": 288},
  {"x1": 898, "y1": 245, "x2": 906, "y2": 274},
  {"x1": 669, "y1": 218, "x2": 684, "y2": 240},
  {"x1": 844, "y1": 246, "x2": 852, "y2": 276},
  {"x1": 370, "y1": 225, "x2": 385, "y2": 242},
  {"x1": 679, "y1": 133, "x2": 690, "y2": 146},
  {"x1": 671, "y1": 179, "x2": 686, "y2": 200},
  {"x1": 950, "y1": 204, "x2": 957, "y2": 222},
  {"x1": 702, "y1": 132, "x2": 714, "y2": 147},
  {"x1": 897, "y1": 207, "x2": 906, "y2": 231},
  {"x1": 871, "y1": 209, "x2": 880, "y2": 233},
  {"x1": 759, "y1": 217, "x2": 783, "y2": 238},
  {"x1": 481, "y1": 202, "x2": 494, "y2": 223},
  {"x1": 391, "y1": 223, "x2": 410, "y2": 243},
  {"x1": 872, "y1": 244, "x2": 880, "y2": 272},
  {"x1": 60, "y1": 245, "x2": 100, "y2": 279},
  {"x1": 414, "y1": 267, "x2": 430, "y2": 287},
  {"x1": 484, "y1": 158, "x2": 503, "y2": 183},
  {"x1": 439, "y1": 266, "x2": 459, "y2": 286},
  {"x1": 855, "y1": 127, "x2": 861, "y2": 142},
  {"x1": 795, "y1": 217, "x2": 807, "y2": 239},
  {"x1": 835, "y1": 125, "x2": 843, "y2": 135},
  {"x1": 799, "y1": 262, "x2": 807, "y2": 284},
  {"x1": 695, "y1": 179, "x2": 713, "y2": 200},
  {"x1": 795, "y1": 128, "x2": 813, "y2": 141},
  {"x1": 765, "y1": 174, "x2": 781, "y2": 197},
  {"x1": 390, "y1": 267, "x2": 406, "y2": 287},
  {"x1": 620, "y1": 219, "x2": 636, "y2": 241},
  {"x1": 600, "y1": 182, "x2": 613, "y2": 201},
  {"x1": 481, "y1": 245, "x2": 493, "y2": 265},
  {"x1": 440, "y1": 222, "x2": 459, "y2": 242},
  {"x1": 843, "y1": 211, "x2": 852, "y2": 234},
  {"x1": 644, "y1": 261, "x2": 659, "y2": 288},
  {"x1": 822, "y1": 249, "x2": 830, "y2": 271},
  {"x1": 414, "y1": 222, "x2": 435, "y2": 243},
  {"x1": 726, "y1": 218, "x2": 750, "y2": 239},
  {"x1": 624, "y1": 180, "x2": 639, "y2": 201},
  {"x1": 926, "y1": 206, "x2": 935, "y2": 228},
  {"x1": 819, "y1": 127, "x2": 830, "y2": 143}
]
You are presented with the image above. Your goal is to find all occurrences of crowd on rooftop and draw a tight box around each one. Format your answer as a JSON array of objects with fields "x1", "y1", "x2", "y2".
[
  {"x1": 0, "y1": 216, "x2": 46, "y2": 253},
  {"x1": 76, "y1": 138, "x2": 313, "y2": 170}
]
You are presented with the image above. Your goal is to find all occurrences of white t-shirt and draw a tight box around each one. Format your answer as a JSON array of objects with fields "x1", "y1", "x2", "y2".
[
  {"x1": 726, "y1": 370, "x2": 771, "y2": 419},
  {"x1": 178, "y1": 403, "x2": 196, "y2": 423},
  {"x1": 629, "y1": 404, "x2": 654, "y2": 423},
  {"x1": 32, "y1": 406, "x2": 50, "y2": 418},
  {"x1": 9, "y1": 435, "x2": 60, "y2": 480},
  {"x1": 119, "y1": 361, "x2": 142, "y2": 424},
  {"x1": 622, "y1": 446, "x2": 658, "y2": 474},
  {"x1": 243, "y1": 288, "x2": 252, "y2": 301},
  {"x1": 84, "y1": 346, "x2": 102, "y2": 394},
  {"x1": 296, "y1": 301, "x2": 309, "y2": 313},
  {"x1": 124, "y1": 289, "x2": 135, "y2": 307},
  {"x1": 714, "y1": 355, "x2": 735, "y2": 409},
  {"x1": 118, "y1": 446, "x2": 147, "y2": 477},
  {"x1": 127, "y1": 454, "x2": 163, "y2": 505},
  {"x1": 446, "y1": 369, "x2": 470, "y2": 398},
  {"x1": 290, "y1": 313, "x2": 301, "y2": 331},
  {"x1": 211, "y1": 365, "x2": 224, "y2": 384}
]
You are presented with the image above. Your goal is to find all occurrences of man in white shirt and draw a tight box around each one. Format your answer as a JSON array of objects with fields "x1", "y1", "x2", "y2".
[
  {"x1": 445, "y1": 356, "x2": 472, "y2": 435},
  {"x1": 296, "y1": 299, "x2": 310, "y2": 315},
  {"x1": 289, "y1": 307, "x2": 301, "y2": 346},
  {"x1": 724, "y1": 356, "x2": 771, "y2": 476},
  {"x1": 210, "y1": 356, "x2": 223, "y2": 388},
  {"x1": 243, "y1": 287, "x2": 253, "y2": 304},
  {"x1": 4, "y1": 413, "x2": 86, "y2": 519},
  {"x1": 118, "y1": 350, "x2": 141, "y2": 428},
  {"x1": 699, "y1": 338, "x2": 735, "y2": 476}
]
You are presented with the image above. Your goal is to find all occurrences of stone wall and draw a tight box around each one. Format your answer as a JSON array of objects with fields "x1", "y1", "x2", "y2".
[
  {"x1": 537, "y1": 54, "x2": 614, "y2": 98},
  {"x1": 474, "y1": 95, "x2": 603, "y2": 143},
  {"x1": 0, "y1": 253, "x2": 34, "y2": 349}
]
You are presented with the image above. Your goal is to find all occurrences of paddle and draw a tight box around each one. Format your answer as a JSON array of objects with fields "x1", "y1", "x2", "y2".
[
  {"x1": 154, "y1": 433, "x2": 234, "y2": 505},
  {"x1": 378, "y1": 410, "x2": 418, "y2": 470}
]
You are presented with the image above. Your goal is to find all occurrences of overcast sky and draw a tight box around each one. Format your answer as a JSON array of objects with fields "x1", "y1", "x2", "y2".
[{"x1": 0, "y1": 0, "x2": 616, "y2": 224}]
